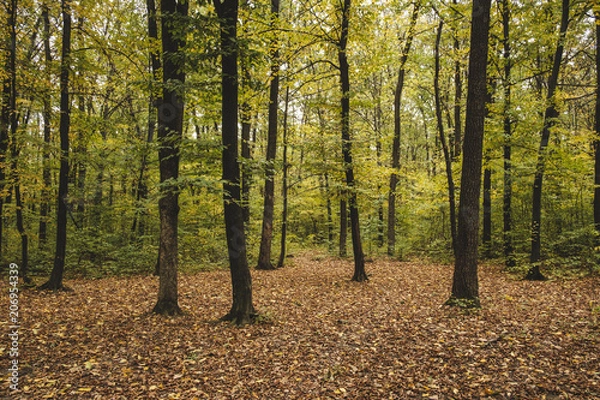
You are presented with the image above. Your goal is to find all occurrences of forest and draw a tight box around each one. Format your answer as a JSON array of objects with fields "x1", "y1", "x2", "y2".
[{"x1": 1, "y1": 0, "x2": 600, "y2": 397}]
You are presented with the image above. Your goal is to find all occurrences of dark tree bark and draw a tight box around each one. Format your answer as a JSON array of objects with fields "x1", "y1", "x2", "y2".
[
  {"x1": 595, "y1": 8, "x2": 600, "y2": 235},
  {"x1": 38, "y1": 3, "x2": 52, "y2": 248},
  {"x1": 257, "y1": 0, "x2": 280, "y2": 271},
  {"x1": 501, "y1": 0, "x2": 515, "y2": 267},
  {"x1": 338, "y1": 0, "x2": 367, "y2": 281},
  {"x1": 528, "y1": 0, "x2": 570, "y2": 281},
  {"x1": 39, "y1": 0, "x2": 72, "y2": 291},
  {"x1": 277, "y1": 86, "x2": 290, "y2": 268},
  {"x1": 434, "y1": 19, "x2": 457, "y2": 255},
  {"x1": 152, "y1": 0, "x2": 188, "y2": 315},
  {"x1": 215, "y1": 0, "x2": 256, "y2": 325},
  {"x1": 448, "y1": 0, "x2": 492, "y2": 307},
  {"x1": 388, "y1": 1, "x2": 420, "y2": 257}
]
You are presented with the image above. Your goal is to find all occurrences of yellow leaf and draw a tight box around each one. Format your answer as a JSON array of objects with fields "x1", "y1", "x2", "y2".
[{"x1": 78, "y1": 387, "x2": 93, "y2": 392}]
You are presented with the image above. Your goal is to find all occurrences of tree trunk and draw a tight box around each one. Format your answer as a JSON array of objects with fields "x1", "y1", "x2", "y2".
[
  {"x1": 434, "y1": 20, "x2": 457, "y2": 255},
  {"x1": 528, "y1": 0, "x2": 569, "y2": 281},
  {"x1": 501, "y1": 0, "x2": 515, "y2": 267},
  {"x1": 338, "y1": 0, "x2": 366, "y2": 282},
  {"x1": 257, "y1": 0, "x2": 280, "y2": 271},
  {"x1": 482, "y1": 165, "x2": 492, "y2": 258},
  {"x1": 39, "y1": 0, "x2": 72, "y2": 291},
  {"x1": 594, "y1": 8, "x2": 600, "y2": 235},
  {"x1": 277, "y1": 86, "x2": 290, "y2": 268},
  {"x1": 388, "y1": 1, "x2": 420, "y2": 257},
  {"x1": 448, "y1": 0, "x2": 492, "y2": 307},
  {"x1": 133, "y1": 0, "x2": 161, "y2": 238},
  {"x1": 38, "y1": 3, "x2": 53, "y2": 248},
  {"x1": 152, "y1": 0, "x2": 188, "y2": 315},
  {"x1": 240, "y1": 102, "x2": 252, "y2": 224},
  {"x1": 339, "y1": 198, "x2": 347, "y2": 257},
  {"x1": 452, "y1": 0, "x2": 462, "y2": 160},
  {"x1": 0, "y1": 0, "x2": 18, "y2": 261},
  {"x1": 215, "y1": 0, "x2": 256, "y2": 325}
]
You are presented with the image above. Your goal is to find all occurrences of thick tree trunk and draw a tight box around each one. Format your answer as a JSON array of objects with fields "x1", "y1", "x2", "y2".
[
  {"x1": 257, "y1": 0, "x2": 280, "y2": 271},
  {"x1": 388, "y1": 1, "x2": 420, "y2": 257},
  {"x1": 153, "y1": 0, "x2": 188, "y2": 315},
  {"x1": 449, "y1": 0, "x2": 492, "y2": 306},
  {"x1": 338, "y1": 0, "x2": 366, "y2": 282},
  {"x1": 501, "y1": 0, "x2": 515, "y2": 267},
  {"x1": 277, "y1": 86, "x2": 290, "y2": 268},
  {"x1": 434, "y1": 20, "x2": 457, "y2": 255},
  {"x1": 528, "y1": 0, "x2": 569, "y2": 281},
  {"x1": 40, "y1": 0, "x2": 72, "y2": 291},
  {"x1": 215, "y1": 0, "x2": 256, "y2": 325}
]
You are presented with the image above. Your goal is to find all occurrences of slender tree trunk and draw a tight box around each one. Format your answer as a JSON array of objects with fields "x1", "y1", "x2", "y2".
[
  {"x1": 594, "y1": 8, "x2": 600, "y2": 234},
  {"x1": 5, "y1": 0, "x2": 29, "y2": 283},
  {"x1": 528, "y1": 0, "x2": 569, "y2": 281},
  {"x1": 215, "y1": 0, "x2": 256, "y2": 325},
  {"x1": 388, "y1": 1, "x2": 420, "y2": 257},
  {"x1": 38, "y1": 3, "x2": 52, "y2": 248},
  {"x1": 452, "y1": 0, "x2": 462, "y2": 160},
  {"x1": 133, "y1": 0, "x2": 161, "y2": 239},
  {"x1": 0, "y1": 0, "x2": 18, "y2": 261},
  {"x1": 153, "y1": 0, "x2": 188, "y2": 315},
  {"x1": 40, "y1": 0, "x2": 72, "y2": 291},
  {"x1": 434, "y1": 20, "x2": 457, "y2": 255},
  {"x1": 339, "y1": 198, "x2": 347, "y2": 257},
  {"x1": 338, "y1": 0, "x2": 366, "y2": 281},
  {"x1": 501, "y1": 0, "x2": 515, "y2": 267},
  {"x1": 277, "y1": 86, "x2": 290, "y2": 268},
  {"x1": 257, "y1": 0, "x2": 280, "y2": 271},
  {"x1": 482, "y1": 164, "x2": 492, "y2": 258},
  {"x1": 240, "y1": 102, "x2": 252, "y2": 224},
  {"x1": 449, "y1": 0, "x2": 492, "y2": 306}
]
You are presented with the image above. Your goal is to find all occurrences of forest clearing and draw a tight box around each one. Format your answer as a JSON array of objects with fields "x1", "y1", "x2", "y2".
[{"x1": 3, "y1": 254, "x2": 599, "y2": 399}]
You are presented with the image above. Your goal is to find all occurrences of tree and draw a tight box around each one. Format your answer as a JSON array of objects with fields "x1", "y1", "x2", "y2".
[
  {"x1": 257, "y1": 0, "x2": 281, "y2": 271},
  {"x1": 527, "y1": 0, "x2": 570, "y2": 281},
  {"x1": 39, "y1": 0, "x2": 72, "y2": 291},
  {"x1": 501, "y1": 0, "x2": 515, "y2": 267},
  {"x1": 388, "y1": 0, "x2": 420, "y2": 257},
  {"x1": 593, "y1": 5, "x2": 600, "y2": 234},
  {"x1": 277, "y1": 85, "x2": 290, "y2": 268},
  {"x1": 433, "y1": 18, "x2": 457, "y2": 256},
  {"x1": 338, "y1": 0, "x2": 367, "y2": 282},
  {"x1": 214, "y1": 0, "x2": 257, "y2": 324},
  {"x1": 448, "y1": 0, "x2": 492, "y2": 307},
  {"x1": 153, "y1": 0, "x2": 189, "y2": 316},
  {"x1": 38, "y1": 2, "x2": 53, "y2": 249}
]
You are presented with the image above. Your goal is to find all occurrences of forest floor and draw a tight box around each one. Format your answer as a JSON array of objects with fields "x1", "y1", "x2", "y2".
[{"x1": 1, "y1": 254, "x2": 599, "y2": 399}]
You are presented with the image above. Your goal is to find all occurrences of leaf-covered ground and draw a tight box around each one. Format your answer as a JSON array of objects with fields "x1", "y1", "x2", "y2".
[{"x1": 2, "y1": 255, "x2": 599, "y2": 399}]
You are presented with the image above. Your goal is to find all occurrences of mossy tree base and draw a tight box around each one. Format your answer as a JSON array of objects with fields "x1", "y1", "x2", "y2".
[
  {"x1": 445, "y1": 296, "x2": 481, "y2": 309},
  {"x1": 38, "y1": 281, "x2": 73, "y2": 292}
]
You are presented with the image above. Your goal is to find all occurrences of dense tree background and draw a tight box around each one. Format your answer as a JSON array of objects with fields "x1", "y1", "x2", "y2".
[{"x1": 0, "y1": 0, "x2": 598, "y2": 283}]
